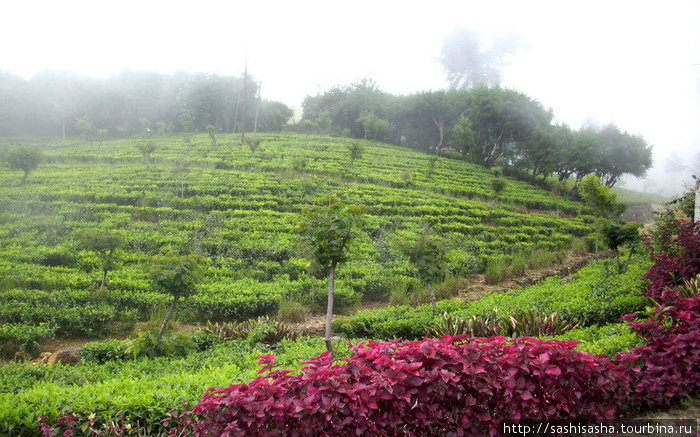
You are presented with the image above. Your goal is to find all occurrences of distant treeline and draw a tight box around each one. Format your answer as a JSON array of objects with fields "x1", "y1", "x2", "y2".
[
  {"x1": 302, "y1": 81, "x2": 652, "y2": 187},
  {"x1": 0, "y1": 70, "x2": 293, "y2": 138}
]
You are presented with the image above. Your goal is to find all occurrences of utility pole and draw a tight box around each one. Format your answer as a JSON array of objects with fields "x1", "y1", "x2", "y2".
[
  {"x1": 240, "y1": 61, "x2": 248, "y2": 143},
  {"x1": 253, "y1": 81, "x2": 261, "y2": 137}
]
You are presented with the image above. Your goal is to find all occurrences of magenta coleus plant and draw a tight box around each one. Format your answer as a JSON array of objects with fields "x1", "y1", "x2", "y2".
[{"x1": 166, "y1": 336, "x2": 630, "y2": 436}]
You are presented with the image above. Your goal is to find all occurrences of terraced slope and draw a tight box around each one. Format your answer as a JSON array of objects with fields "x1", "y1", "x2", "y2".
[{"x1": 0, "y1": 133, "x2": 593, "y2": 337}]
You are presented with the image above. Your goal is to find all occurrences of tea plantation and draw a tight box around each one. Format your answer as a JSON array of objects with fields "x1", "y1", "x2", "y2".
[{"x1": 0, "y1": 133, "x2": 592, "y2": 341}]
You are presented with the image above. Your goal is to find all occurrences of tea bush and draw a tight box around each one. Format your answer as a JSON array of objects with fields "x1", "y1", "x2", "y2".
[{"x1": 335, "y1": 256, "x2": 650, "y2": 339}]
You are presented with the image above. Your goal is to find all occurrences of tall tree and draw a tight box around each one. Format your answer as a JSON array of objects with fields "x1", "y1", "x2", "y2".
[
  {"x1": 409, "y1": 91, "x2": 464, "y2": 154},
  {"x1": 461, "y1": 86, "x2": 552, "y2": 167},
  {"x1": 294, "y1": 196, "x2": 365, "y2": 356},
  {"x1": 594, "y1": 124, "x2": 652, "y2": 187},
  {"x1": 440, "y1": 28, "x2": 522, "y2": 89}
]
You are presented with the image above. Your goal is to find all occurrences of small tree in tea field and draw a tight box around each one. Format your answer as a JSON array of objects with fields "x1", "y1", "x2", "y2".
[
  {"x1": 347, "y1": 143, "x2": 364, "y2": 168},
  {"x1": 137, "y1": 143, "x2": 156, "y2": 170},
  {"x1": 294, "y1": 195, "x2": 365, "y2": 356},
  {"x1": 406, "y1": 234, "x2": 447, "y2": 312},
  {"x1": 206, "y1": 124, "x2": 217, "y2": 147},
  {"x1": 579, "y1": 174, "x2": 624, "y2": 252},
  {"x1": 491, "y1": 177, "x2": 507, "y2": 202},
  {"x1": 246, "y1": 136, "x2": 261, "y2": 155},
  {"x1": 151, "y1": 253, "x2": 204, "y2": 340},
  {"x1": 602, "y1": 220, "x2": 641, "y2": 273},
  {"x1": 78, "y1": 229, "x2": 122, "y2": 292},
  {"x1": 6, "y1": 147, "x2": 43, "y2": 184}
]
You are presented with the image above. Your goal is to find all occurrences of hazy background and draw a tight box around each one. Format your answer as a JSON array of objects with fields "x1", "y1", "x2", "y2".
[{"x1": 2, "y1": 0, "x2": 698, "y2": 196}]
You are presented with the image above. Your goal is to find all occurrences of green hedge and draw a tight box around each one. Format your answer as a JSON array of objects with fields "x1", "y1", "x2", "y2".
[
  {"x1": 334, "y1": 257, "x2": 651, "y2": 340},
  {"x1": 0, "y1": 338, "x2": 332, "y2": 435}
]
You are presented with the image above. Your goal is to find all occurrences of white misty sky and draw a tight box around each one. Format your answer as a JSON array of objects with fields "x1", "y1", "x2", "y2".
[{"x1": 2, "y1": 0, "x2": 699, "y2": 194}]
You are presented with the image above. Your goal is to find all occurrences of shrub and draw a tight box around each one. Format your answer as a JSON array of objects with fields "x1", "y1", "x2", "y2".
[
  {"x1": 167, "y1": 337, "x2": 631, "y2": 436},
  {"x1": 616, "y1": 294, "x2": 700, "y2": 409},
  {"x1": 38, "y1": 250, "x2": 77, "y2": 267},
  {"x1": 644, "y1": 221, "x2": 700, "y2": 302},
  {"x1": 124, "y1": 330, "x2": 195, "y2": 360},
  {"x1": 277, "y1": 299, "x2": 307, "y2": 324},
  {"x1": 0, "y1": 323, "x2": 56, "y2": 357},
  {"x1": 202, "y1": 317, "x2": 298, "y2": 346},
  {"x1": 484, "y1": 255, "x2": 508, "y2": 284},
  {"x1": 427, "y1": 309, "x2": 579, "y2": 338},
  {"x1": 554, "y1": 323, "x2": 643, "y2": 357},
  {"x1": 79, "y1": 339, "x2": 129, "y2": 363}
]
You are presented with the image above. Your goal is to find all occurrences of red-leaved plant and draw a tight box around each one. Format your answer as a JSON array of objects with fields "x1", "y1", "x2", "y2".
[
  {"x1": 615, "y1": 294, "x2": 700, "y2": 409},
  {"x1": 38, "y1": 220, "x2": 700, "y2": 436},
  {"x1": 166, "y1": 337, "x2": 631, "y2": 436},
  {"x1": 644, "y1": 221, "x2": 700, "y2": 302}
]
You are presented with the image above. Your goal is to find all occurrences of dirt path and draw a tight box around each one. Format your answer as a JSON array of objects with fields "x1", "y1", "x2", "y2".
[
  {"x1": 290, "y1": 251, "x2": 608, "y2": 336},
  {"x1": 23, "y1": 251, "x2": 605, "y2": 355}
]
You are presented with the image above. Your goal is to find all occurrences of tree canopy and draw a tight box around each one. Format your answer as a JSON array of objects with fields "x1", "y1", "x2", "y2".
[
  {"x1": 294, "y1": 195, "x2": 365, "y2": 355},
  {"x1": 6, "y1": 147, "x2": 43, "y2": 184},
  {"x1": 302, "y1": 82, "x2": 652, "y2": 185},
  {"x1": 0, "y1": 70, "x2": 293, "y2": 137}
]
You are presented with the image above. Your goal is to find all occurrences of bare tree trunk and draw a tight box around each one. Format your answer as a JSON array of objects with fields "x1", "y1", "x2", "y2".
[
  {"x1": 432, "y1": 117, "x2": 444, "y2": 155},
  {"x1": 158, "y1": 294, "x2": 179, "y2": 340},
  {"x1": 325, "y1": 262, "x2": 336, "y2": 357},
  {"x1": 100, "y1": 268, "x2": 108, "y2": 291},
  {"x1": 427, "y1": 282, "x2": 436, "y2": 313}
]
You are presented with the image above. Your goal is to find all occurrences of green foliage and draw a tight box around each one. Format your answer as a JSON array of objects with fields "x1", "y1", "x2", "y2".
[
  {"x1": 484, "y1": 255, "x2": 508, "y2": 284},
  {"x1": 0, "y1": 323, "x2": 56, "y2": 357},
  {"x1": 491, "y1": 177, "x2": 507, "y2": 199},
  {"x1": 0, "y1": 133, "x2": 595, "y2": 350},
  {"x1": 79, "y1": 339, "x2": 129, "y2": 363},
  {"x1": 77, "y1": 229, "x2": 122, "y2": 290},
  {"x1": 427, "y1": 309, "x2": 579, "y2": 338},
  {"x1": 150, "y1": 253, "x2": 204, "y2": 299},
  {"x1": 206, "y1": 124, "x2": 217, "y2": 147},
  {"x1": 347, "y1": 143, "x2": 364, "y2": 167},
  {"x1": 314, "y1": 111, "x2": 333, "y2": 133},
  {"x1": 356, "y1": 111, "x2": 393, "y2": 141},
  {"x1": 678, "y1": 274, "x2": 700, "y2": 298},
  {"x1": 554, "y1": 323, "x2": 644, "y2": 356},
  {"x1": 294, "y1": 195, "x2": 366, "y2": 270},
  {"x1": 277, "y1": 299, "x2": 307, "y2": 323},
  {"x1": 246, "y1": 136, "x2": 262, "y2": 154},
  {"x1": 335, "y1": 256, "x2": 650, "y2": 339},
  {"x1": 406, "y1": 234, "x2": 447, "y2": 286},
  {"x1": 602, "y1": 221, "x2": 641, "y2": 273},
  {"x1": 448, "y1": 113, "x2": 477, "y2": 157},
  {"x1": 124, "y1": 329, "x2": 195, "y2": 359},
  {"x1": 202, "y1": 317, "x2": 298, "y2": 346},
  {"x1": 136, "y1": 142, "x2": 156, "y2": 169},
  {"x1": 5, "y1": 146, "x2": 43, "y2": 183},
  {"x1": 579, "y1": 174, "x2": 624, "y2": 218},
  {"x1": 291, "y1": 157, "x2": 309, "y2": 171}
]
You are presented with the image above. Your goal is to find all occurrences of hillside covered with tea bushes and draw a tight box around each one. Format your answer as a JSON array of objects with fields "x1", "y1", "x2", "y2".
[{"x1": 0, "y1": 132, "x2": 593, "y2": 344}]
